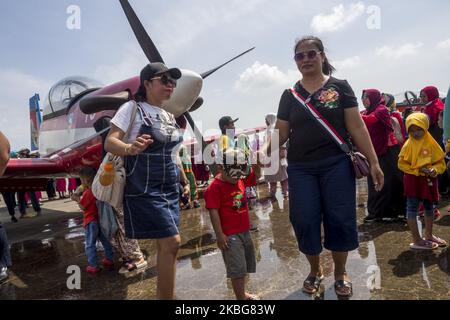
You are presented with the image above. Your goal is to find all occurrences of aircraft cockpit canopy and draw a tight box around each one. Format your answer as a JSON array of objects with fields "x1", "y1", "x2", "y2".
[{"x1": 43, "y1": 77, "x2": 103, "y2": 118}]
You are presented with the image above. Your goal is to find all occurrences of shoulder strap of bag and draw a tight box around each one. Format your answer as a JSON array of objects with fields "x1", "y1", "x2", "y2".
[
  {"x1": 123, "y1": 101, "x2": 139, "y2": 142},
  {"x1": 289, "y1": 88, "x2": 351, "y2": 154}
]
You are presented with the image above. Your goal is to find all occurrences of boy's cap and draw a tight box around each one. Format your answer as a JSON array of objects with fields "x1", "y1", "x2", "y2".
[
  {"x1": 140, "y1": 62, "x2": 182, "y2": 86},
  {"x1": 219, "y1": 116, "x2": 239, "y2": 130}
]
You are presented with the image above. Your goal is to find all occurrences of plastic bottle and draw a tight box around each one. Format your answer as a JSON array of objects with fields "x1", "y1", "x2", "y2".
[{"x1": 99, "y1": 162, "x2": 115, "y2": 186}]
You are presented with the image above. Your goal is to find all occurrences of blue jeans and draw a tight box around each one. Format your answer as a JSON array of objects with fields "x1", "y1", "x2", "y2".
[
  {"x1": 406, "y1": 198, "x2": 433, "y2": 219},
  {"x1": 85, "y1": 221, "x2": 114, "y2": 267},
  {"x1": 287, "y1": 154, "x2": 358, "y2": 256}
]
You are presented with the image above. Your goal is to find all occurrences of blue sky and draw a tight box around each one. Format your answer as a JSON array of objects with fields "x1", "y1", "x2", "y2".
[{"x1": 1, "y1": 0, "x2": 450, "y2": 150}]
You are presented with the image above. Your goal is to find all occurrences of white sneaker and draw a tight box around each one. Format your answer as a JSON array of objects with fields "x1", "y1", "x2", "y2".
[{"x1": 22, "y1": 212, "x2": 37, "y2": 218}]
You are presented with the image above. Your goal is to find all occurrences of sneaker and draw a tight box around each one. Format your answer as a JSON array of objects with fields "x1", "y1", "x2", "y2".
[
  {"x1": 0, "y1": 267, "x2": 9, "y2": 284},
  {"x1": 363, "y1": 215, "x2": 378, "y2": 223},
  {"x1": 11, "y1": 216, "x2": 18, "y2": 223},
  {"x1": 102, "y1": 258, "x2": 114, "y2": 269},
  {"x1": 22, "y1": 212, "x2": 37, "y2": 218},
  {"x1": 86, "y1": 266, "x2": 101, "y2": 274}
]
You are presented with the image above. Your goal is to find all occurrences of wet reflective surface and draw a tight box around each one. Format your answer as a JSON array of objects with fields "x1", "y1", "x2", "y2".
[{"x1": 1, "y1": 180, "x2": 449, "y2": 300}]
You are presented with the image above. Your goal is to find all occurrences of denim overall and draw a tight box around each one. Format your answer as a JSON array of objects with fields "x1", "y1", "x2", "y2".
[{"x1": 123, "y1": 105, "x2": 182, "y2": 239}]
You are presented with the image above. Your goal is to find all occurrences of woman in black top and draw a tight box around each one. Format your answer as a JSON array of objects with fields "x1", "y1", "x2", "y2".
[{"x1": 267, "y1": 36, "x2": 383, "y2": 298}]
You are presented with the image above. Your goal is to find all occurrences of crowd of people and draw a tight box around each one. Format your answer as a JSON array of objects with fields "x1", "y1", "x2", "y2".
[{"x1": 0, "y1": 35, "x2": 450, "y2": 300}]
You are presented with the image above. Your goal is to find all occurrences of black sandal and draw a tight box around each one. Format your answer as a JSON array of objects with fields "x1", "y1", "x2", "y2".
[
  {"x1": 334, "y1": 280, "x2": 353, "y2": 297},
  {"x1": 302, "y1": 274, "x2": 324, "y2": 294}
]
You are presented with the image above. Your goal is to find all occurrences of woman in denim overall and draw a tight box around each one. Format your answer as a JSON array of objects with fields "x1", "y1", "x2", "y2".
[{"x1": 106, "y1": 63, "x2": 189, "y2": 299}]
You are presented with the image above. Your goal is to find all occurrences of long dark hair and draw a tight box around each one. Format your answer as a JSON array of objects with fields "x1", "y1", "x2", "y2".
[
  {"x1": 134, "y1": 84, "x2": 147, "y2": 103},
  {"x1": 294, "y1": 36, "x2": 336, "y2": 76}
]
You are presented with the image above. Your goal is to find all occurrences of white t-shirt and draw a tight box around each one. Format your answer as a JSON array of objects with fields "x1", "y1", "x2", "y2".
[{"x1": 111, "y1": 101, "x2": 176, "y2": 143}]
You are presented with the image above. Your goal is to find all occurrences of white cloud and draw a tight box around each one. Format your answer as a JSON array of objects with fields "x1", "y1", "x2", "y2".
[
  {"x1": 0, "y1": 70, "x2": 52, "y2": 150},
  {"x1": 437, "y1": 39, "x2": 450, "y2": 49},
  {"x1": 92, "y1": 43, "x2": 147, "y2": 86},
  {"x1": 375, "y1": 43, "x2": 424, "y2": 60},
  {"x1": 150, "y1": 0, "x2": 268, "y2": 56},
  {"x1": 234, "y1": 61, "x2": 298, "y2": 93},
  {"x1": 333, "y1": 56, "x2": 362, "y2": 70},
  {"x1": 311, "y1": 2, "x2": 365, "y2": 33}
]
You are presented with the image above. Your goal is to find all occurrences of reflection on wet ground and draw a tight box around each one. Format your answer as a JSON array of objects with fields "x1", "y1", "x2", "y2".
[{"x1": 1, "y1": 180, "x2": 449, "y2": 300}]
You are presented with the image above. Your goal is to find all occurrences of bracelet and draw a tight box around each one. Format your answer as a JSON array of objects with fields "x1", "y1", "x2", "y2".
[{"x1": 124, "y1": 144, "x2": 131, "y2": 155}]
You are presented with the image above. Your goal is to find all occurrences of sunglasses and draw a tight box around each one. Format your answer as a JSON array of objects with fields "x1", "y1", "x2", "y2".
[
  {"x1": 150, "y1": 74, "x2": 177, "y2": 88},
  {"x1": 294, "y1": 50, "x2": 322, "y2": 62}
]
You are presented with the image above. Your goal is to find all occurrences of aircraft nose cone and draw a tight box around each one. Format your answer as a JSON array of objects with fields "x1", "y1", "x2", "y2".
[{"x1": 163, "y1": 69, "x2": 203, "y2": 118}]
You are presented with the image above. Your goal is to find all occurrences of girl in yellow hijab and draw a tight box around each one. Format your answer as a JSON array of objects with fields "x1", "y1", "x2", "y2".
[{"x1": 398, "y1": 112, "x2": 447, "y2": 250}]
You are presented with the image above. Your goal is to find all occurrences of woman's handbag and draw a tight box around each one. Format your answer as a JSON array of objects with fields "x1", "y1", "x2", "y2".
[
  {"x1": 289, "y1": 88, "x2": 370, "y2": 179},
  {"x1": 348, "y1": 151, "x2": 370, "y2": 179},
  {"x1": 92, "y1": 101, "x2": 139, "y2": 209}
]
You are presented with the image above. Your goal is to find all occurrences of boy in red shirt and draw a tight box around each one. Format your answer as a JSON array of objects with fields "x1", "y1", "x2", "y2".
[
  {"x1": 72, "y1": 167, "x2": 114, "y2": 274},
  {"x1": 204, "y1": 148, "x2": 261, "y2": 300}
]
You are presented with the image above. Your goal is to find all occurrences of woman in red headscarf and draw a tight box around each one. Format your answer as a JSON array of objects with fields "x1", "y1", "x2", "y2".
[
  {"x1": 361, "y1": 89, "x2": 403, "y2": 222},
  {"x1": 420, "y1": 86, "x2": 444, "y2": 144}
]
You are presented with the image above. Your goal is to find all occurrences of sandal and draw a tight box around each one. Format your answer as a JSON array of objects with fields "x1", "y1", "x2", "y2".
[
  {"x1": 334, "y1": 279, "x2": 353, "y2": 298},
  {"x1": 119, "y1": 259, "x2": 148, "y2": 274},
  {"x1": 425, "y1": 235, "x2": 448, "y2": 248},
  {"x1": 302, "y1": 274, "x2": 324, "y2": 294},
  {"x1": 409, "y1": 240, "x2": 439, "y2": 251},
  {"x1": 245, "y1": 293, "x2": 260, "y2": 300}
]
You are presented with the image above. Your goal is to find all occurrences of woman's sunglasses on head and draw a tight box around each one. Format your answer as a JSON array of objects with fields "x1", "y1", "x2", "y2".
[
  {"x1": 294, "y1": 50, "x2": 322, "y2": 62},
  {"x1": 151, "y1": 74, "x2": 177, "y2": 88}
]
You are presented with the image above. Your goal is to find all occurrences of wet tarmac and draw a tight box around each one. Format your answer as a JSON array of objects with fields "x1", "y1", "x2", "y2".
[{"x1": 0, "y1": 180, "x2": 449, "y2": 300}]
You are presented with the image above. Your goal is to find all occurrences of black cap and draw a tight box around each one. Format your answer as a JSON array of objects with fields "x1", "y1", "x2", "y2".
[
  {"x1": 219, "y1": 116, "x2": 239, "y2": 130},
  {"x1": 140, "y1": 62, "x2": 182, "y2": 86}
]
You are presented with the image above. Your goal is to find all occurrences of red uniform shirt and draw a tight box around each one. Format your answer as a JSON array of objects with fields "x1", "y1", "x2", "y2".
[
  {"x1": 204, "y1": 171, "x2": 256, "y2": 236},
  {"x1": 80, "y1": 188, "x2": 99, "y2": 227}
]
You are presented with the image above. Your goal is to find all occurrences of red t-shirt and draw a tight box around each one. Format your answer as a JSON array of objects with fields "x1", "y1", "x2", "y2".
[
  {"x1": 204, "y1": 171, "x2": 256, "y2": 236},
  {"x1": 80, "y1": 188, "x2": 99, "y2": 227}
]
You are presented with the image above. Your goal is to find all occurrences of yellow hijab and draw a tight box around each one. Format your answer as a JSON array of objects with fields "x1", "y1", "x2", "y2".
[{"x1": 398, "y1": 113, "x2": 445, "y2": 176}]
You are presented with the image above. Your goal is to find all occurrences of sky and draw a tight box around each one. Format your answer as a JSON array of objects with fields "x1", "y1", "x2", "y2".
[{"x1": 1, "y1": 0, "x2": 450, "y2": 150}]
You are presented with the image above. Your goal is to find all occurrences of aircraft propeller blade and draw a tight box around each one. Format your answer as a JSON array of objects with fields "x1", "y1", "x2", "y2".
[
  {"x1": 183, "y1": 112, "x2": 217, "y2": 176},
  {"x1": 200, "y1": 47, "x2": 255, "y2": 79},
  {"x1": 119, "y1": 0, "x2": 164, "y2": 63}
]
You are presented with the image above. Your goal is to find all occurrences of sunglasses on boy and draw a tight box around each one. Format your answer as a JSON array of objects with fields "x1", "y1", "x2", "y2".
[
  {"x1": 150, "y1": 73, "x2": 177, "y2": 88},
  {"x1": 294, "y1": 50, "x2": 322, "y2": 62}
]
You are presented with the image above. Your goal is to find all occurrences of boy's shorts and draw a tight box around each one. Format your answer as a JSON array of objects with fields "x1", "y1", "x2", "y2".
[{"x1": 221, "y1": 231, "x2": 256, "y2": 279}]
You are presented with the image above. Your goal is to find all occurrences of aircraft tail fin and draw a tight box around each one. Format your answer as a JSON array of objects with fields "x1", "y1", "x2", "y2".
[{"x1": 29, "y1": 94, "x2": 42, "y2": 151}]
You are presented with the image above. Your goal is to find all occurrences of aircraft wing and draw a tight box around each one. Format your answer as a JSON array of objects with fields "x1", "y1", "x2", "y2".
[
  {"x1": 2, "y1": 158, "x2": 65, "y2": 179},
  {"x1": 0, "y1": 130, "x2": 105, "y2": 191},
  {"x1": 183, "y1": 125, "x2": 267, "y2": 147}
]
